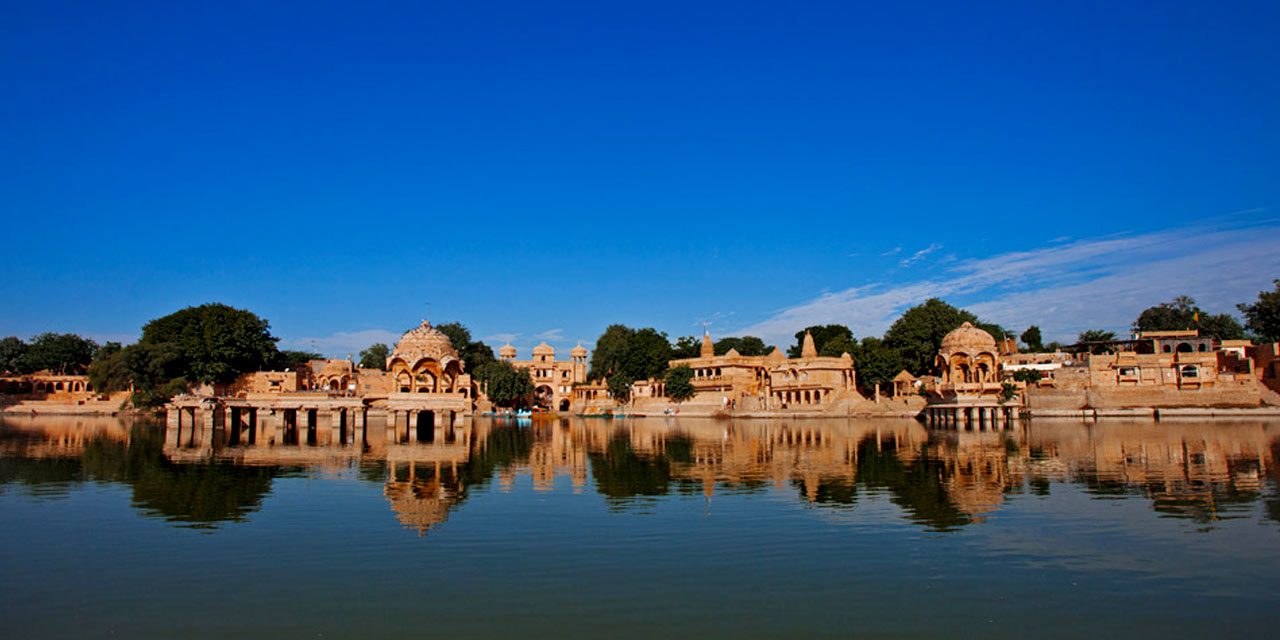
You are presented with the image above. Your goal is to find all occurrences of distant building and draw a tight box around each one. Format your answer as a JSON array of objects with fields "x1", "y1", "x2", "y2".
[
  {"x1": 499, "y1": 342, "x2": 589, "y2": 411},
  {"x1": 657, "y1": 330, "x2": 857, "y2": 409}
]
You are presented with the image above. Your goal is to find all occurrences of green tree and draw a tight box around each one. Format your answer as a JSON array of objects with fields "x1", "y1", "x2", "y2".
[
  {"x1": 24, "y1": 333, "x2": 98, "y2": 374},
  {"x1": 477, "y1": 360, "x2": 533, "y2": 408},
  {"x1": 1238, "y1": 280, "x2": 1280, "y2": 342},
  {"x1": 1012, "y1": 369, "x2": 1044, "y2": 384},
  {"x1": 358, "y1": 343, "x2": 390, "y2": 370},
  {"x1": 589, "y1": 325, "x2": 635, "y2": 381},
  {"x1": 619, "y1": 328, "x2": 672, "y2": 381},
  {"x1": 607, "y1": 372, "x2": 636, "y2": 402},
  {"x1": 1078, "y1": 329, "x2": 1117, "y2": 343},
  {"x1": 1020, "y1": 326, "x2": 1044, "y2": 352},
  {"x1": 818, "y1": 334, "x2": 857, "y2": 358},
  {"x1": 1135, "y1": 295, "x2": 1244, "y2": 340},
  {"x1": 275, "y1": 350, "x2": 321, "y2": 368},
  {"x1": 435, "y1": 322, "x2": 472, "y2": 353},
  {"x1": 787, "y1": 325, "x2": 853, "y2": 358},
  {"x1": 434, "y1": 321, "x2": 497, "y2": 375},
  {"x1": 88, "y1": 341, "x2": 186, "y2": 406},
  {"x1": 0, "y1": 336, "x2": 28, "y2": 374},
  {"x1": 714, "y1": 336, "x2": 767, "y2": 356},
  {"x1": 663, "y1": 366, "x2": 695, "y2": 401},
  {"x1": 139, "y1": 303, "x2": 279, "y2": 384},
  {"x1": 1076, "y1": 329, "x2": 1117, "y2": 354},
  {"x1": 851, "y1": 337, "x2": 902, "y2": 389},
  {"x1": 884, "y1": 299, "x2": 988, "y2": 376},
  {"x1": 670, "y1": 335, "x2": 702, "y2": 359}
]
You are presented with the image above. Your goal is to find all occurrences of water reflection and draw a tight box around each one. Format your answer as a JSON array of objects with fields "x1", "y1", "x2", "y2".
[
  {"x1": 0, "y1": 415, "x2": 275, "y2": 528},
  {"x1": 2, "y1": 414, "x2": 1279, "y2": 534}
]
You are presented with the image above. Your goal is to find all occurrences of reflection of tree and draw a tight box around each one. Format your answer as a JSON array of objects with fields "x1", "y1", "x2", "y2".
[
  {"x1": 794, "y1": 441, "x2": 971, "y2": 532},
  {"x1": 588, "y1": 434, "x2": 693, "y2": 505},
  {"x1": 1, "y1": 422, "x2": 276, "y2": 529}
]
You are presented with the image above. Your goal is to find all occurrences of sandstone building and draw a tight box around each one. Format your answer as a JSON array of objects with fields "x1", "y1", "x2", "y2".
[{"x1": 499, "y1": 342, "x2": 588, "y2": 411}]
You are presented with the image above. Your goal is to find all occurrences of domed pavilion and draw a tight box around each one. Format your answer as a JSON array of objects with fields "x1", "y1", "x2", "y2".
[
  {"x1": 385, "y1": 321, "x2": 473, "y2": 443},
  {"x1": 925, "y1": 322, "x2": 1022, "y2": 430}
]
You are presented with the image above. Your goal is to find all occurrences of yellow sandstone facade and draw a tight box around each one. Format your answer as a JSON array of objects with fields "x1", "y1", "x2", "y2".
[{"x1": 499, "y1": 342, "x2": 589, "y2": 411}]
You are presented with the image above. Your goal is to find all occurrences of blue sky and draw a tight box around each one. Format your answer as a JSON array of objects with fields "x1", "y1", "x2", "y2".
[{"x1": 2, "y1": 1, "x2": 1277, "y2": 357}]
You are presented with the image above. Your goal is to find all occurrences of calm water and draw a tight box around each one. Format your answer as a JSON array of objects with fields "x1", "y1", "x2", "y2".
[{"x1": 2, "y1": 414, "x2": 1279, "y2": 638}]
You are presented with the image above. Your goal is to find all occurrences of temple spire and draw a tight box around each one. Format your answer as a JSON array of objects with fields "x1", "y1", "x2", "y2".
[{"x1": 801, "y1": 330, "x2": 817, "y2": 358}]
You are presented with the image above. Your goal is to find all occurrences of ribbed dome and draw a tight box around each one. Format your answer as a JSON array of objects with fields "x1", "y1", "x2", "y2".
[
  {"x1": 499, "y1": 343, "x2": 517, "y2": 358},
  {"x1": 940, "y1": 322, "x2": 997, "y2": 351},
  {"x1": 392, "y1": 321, "x2": 458, "y2": 363},
  {"x1": 532, "y1": 341, "x2": 555, "y2": 356},
  {"x1": 570, "y1": 344, "x2": 588, "y2": 357}
]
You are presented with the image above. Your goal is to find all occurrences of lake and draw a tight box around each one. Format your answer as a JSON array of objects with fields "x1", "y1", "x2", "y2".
[{"x1": 2, "y1": 414, "x2": 1278, "y2": 638}]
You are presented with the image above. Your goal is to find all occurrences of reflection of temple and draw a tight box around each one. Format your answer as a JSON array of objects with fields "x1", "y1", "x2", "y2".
[
  {"x1": 383, "y1": 459, "x2": 465, "y2": 535},
  {"x1": 133, "y1": 414, "x2": 1280, "y2": 533},
  {"x1": 0, "y1": 414, "x2": 133, "y2": 457}
]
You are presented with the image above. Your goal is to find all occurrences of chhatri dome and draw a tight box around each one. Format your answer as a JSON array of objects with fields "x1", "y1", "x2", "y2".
[
  {"x1": 570, "y1": 343, "x2": 588, "y2": 358},
  {"x1": 532, "y1": 341, "x2": 555, "y2": 356},
  {"x1": 940, "y1": 322, "x2": 998, "y2": 352},
  {"x1": 499, "y1": 343, "x2": 517, "y2": 359},
  {"x1": 391, "y1": 320, "x2": 458, "y2": 365}
]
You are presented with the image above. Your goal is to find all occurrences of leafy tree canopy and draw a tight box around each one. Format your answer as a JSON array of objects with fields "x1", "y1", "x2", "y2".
[
  {"x1": 1020, "y1": 326, "x2": 1044, "y2": 352},
  {"x1": 713, "y1": 336, "x2": 767, "y2": 356},
  {"x1": 476, "y1": 360, "x2": 533, "y2": 408},
  {"x1": 1135, "y1": 295, "x2": 1245, "y2": 341},
  {"x1": 884, "y1": 299, "x2": 999, "y2": 376},
  {"x1": 1238, "y1": 280, "x2": 1280, "y2": 343},
  {"x1": 435, "y1": 321, "x2": 496, "y2": 377},
  {"x1": 23, "y1": 333, "x2": 98, "y2": 375},
  {"x1": 275, "y1": 350, "x2": 322, "y2": 368},
  {"x1": 608, "y1": 372, "x2": 636, "y2": 402},
  {"x1": 139, "y1": 303, "x2": 279, "y2": 384},
  {"x1": 1078, "y1": 329, "x2": 1117, "y2": 342},
  {"x1": 818, "y1": 335, "x2": 857, "y2": 358},
  {"x1": 620, "y1": 328, "x2": 672, "y2": 382},
  {"x1": 850, "y1": 337, "x2": 902, "y2": 389},
  {"x1": 0, "y1": 336, "x2": 29, "y2": 374},
  {"x1": 1076, "y1": 329, "x2": 1118, "y2": 353},
  {"x1": 670, "y1": 335, "x2": 702, "y2": 359},
  {"x1": 787, "y1": 325, "x2": 853, "y2": 358},
  {"x1": 663, "y1": 366, "x2": 695, "y2": 402},
  {"x1": 358, "y1": 343, "x2": 390, "y2": 370},
  {"x1": 589, "y1": 325, "x2": 635, "y2": 381}
]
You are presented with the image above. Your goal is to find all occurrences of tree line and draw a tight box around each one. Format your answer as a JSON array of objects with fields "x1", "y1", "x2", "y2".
[{"x1": 3, "y1": 280, "x2": 1277, "y2": 408}]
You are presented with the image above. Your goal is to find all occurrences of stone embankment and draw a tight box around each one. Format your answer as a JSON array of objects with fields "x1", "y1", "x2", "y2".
[{"x1": 0, "y1": 392, "x2": 132, "y2": 416}]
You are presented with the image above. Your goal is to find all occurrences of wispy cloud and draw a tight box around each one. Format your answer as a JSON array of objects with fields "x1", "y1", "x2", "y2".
[
  {"x1": 735, "y1": 220, "x2": 1280, "y2": 344},
  {"x1": 880, "y1": 246, "x2": 902, "y2": 257},
  {"x1": 898, "y1": 243, "x2": 942, "y2": 268},
  {"x1": 483, "y1": 332, "x2": 520, "y2": 345},
  {"x1": 284, "y1": 329, "x2": 401, "y2": 357},
  {"x1": 534, "y1": 328, "x2": 565, "y2": 342}
]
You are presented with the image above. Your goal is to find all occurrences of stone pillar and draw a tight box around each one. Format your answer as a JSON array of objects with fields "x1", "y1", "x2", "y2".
[
  {"x1": 356, "y1": 409, "x2": 367, "y2": 445},
  {"x1": 386, "y1": 410, "x2": 399, "y2": 445},
  {"x1": 331, "y1": 409, "x2": 344, "y2": 446},
  {"x1": 166, "y1": 406, "x2": 181, "y2": 446},
  {"x1": 200, "y1": 406, "x2": 215, "y2": 448},
  {"x1": 273, "y1": 411, "x2": 286, "y2": 446}
]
